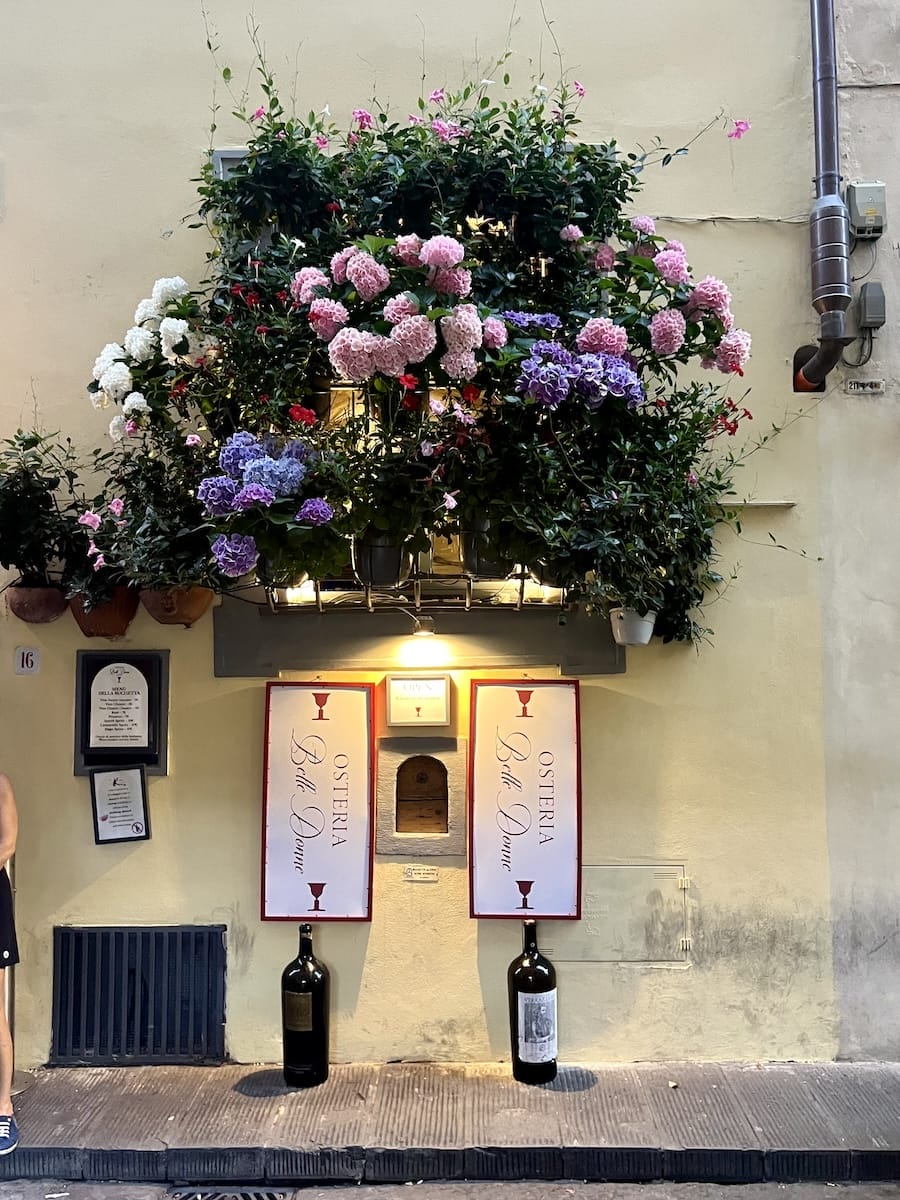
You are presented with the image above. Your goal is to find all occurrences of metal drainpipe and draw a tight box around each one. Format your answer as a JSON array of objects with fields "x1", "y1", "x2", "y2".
[{"x1": 794, "y1": 0, "x2": 852, "y2": 391}]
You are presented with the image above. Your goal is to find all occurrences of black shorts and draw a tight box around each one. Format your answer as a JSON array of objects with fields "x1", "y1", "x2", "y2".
[{"x1": 0, "y1": 870, "x2": 19, "y2": 967}]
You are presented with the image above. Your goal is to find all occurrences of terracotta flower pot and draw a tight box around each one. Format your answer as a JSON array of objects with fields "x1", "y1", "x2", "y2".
[
  {"x1": 7, "y1": 585, "x2": 69, "y2": 624},
  {"x1": 139, "y1": 586, "x2": 215, "y2": 628},
  {"x1": 70, "y1": 587, "x2": 140, "y2": 638}
]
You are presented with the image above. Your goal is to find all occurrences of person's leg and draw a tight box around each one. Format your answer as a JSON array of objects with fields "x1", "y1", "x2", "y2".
[{"x1": 0, "y1": 967, "x2": 12, "y2": 1115}]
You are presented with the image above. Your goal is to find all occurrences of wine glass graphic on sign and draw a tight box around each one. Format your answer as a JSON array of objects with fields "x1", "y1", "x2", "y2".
[
  {"x1": 516, "y1": 880, "x2": 534, "y2": 909},
  {"x1": 516, "y1": 689, "x2": 534, "y2": 718},
  {"x1": 308, "y1": 882, "x2": 326, "y2": 912},
  {"x1": 312, "y1": 692, "x2": 330, "y2": 721}
]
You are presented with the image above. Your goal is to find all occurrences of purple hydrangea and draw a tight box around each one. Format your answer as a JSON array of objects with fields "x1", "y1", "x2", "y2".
[
  {"x1": 219, "y1": 432, "x2": 265, "y2": 479},
  {"x1": 500, "y1": 310, "x2": 563, "y2": 332},
  {"x1": 280, "y1": 439, "x2": 309, "y2": 463},
  {"x1": 295, "y1": 497, "x2": 334, "y2": 526},
  {"x1": 516, "y1": 355, "x2": 578, "y2": 408},
  {"x1": 212, "y1": 533, "x2": 259, "y2": 578},
  {"x1": 233, "y1": 482, "x2": 276, "y2": 511},
  {"x1": 531, "y1": 340, "x2": 575, "y2": 367},
  {"x1": 572, "y1": 353, "x2": 609, "y2": 407},
  {"x1": 242, "y1": 455, "x2": 307, "y2": 497},
  {"x1": 197, "y1": 475, "x2": 239, "y2": 516},
  {"x1": 601, "y1": 355, "x2": 645, "y2": 407}
]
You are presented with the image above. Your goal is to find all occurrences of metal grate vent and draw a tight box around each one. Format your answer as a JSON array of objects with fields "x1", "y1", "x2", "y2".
[
  {"x1": 169, "y1": 1192, "x2": 288, "y2": 1200},
  {"x1": 51, "y1": 925, "x2": 226, "y2": 1065}
]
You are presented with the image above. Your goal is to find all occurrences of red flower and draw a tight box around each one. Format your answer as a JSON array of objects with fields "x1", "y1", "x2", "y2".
[
  {"x1": 259, "y1": 394, "x2": 270, "y2": 405},
  {"x1": 245, "y1": 292, "x2": 261, "y2": 308},
  {"x1": 276, "y1": 290, "x2": 289, "y2": 303},
  {"x1": 255, "y1": 324, "x2": 271, "y2": 336},
  {"x1": 289, "y1": 405, "x2": 317, "y2": 426},
  {"x1": 229, "y1": 283, "x2": 245, "y2": 296},
  {"x1": 222, "y1": 314, "x2": 234, "y2": 327},
  {"x1": 398, "y1": 374, "x2": 419, "y2": 391},
  {"x1": 325, "y1": 201, "x2": 342, "y2": 214},
  {"x1": 169, "y1": 380, "x2": 189, "y2": 398},
  {"x1": 461, "y1": 384, "x2": 481, "y2": 404},
  {"x1": 402, "y1": 394, "x2": 422, "y2": 411}
]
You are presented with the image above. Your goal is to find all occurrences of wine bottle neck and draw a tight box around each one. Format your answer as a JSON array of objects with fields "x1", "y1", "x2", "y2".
[
  {"x1": 298, "y1": 924, "x2": 314, "y2": 958},
  {"x1": 522, "y1": 921, "x2": 538, "y2": 954}
]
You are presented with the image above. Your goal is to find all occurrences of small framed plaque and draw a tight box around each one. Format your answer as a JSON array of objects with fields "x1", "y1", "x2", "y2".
[
  {"x1": 74, "y1": 651, "x2": 169, "y2": 775},
  {"x1": 89, "y1": 765, "x2": 150, "y2": 844},
  {"x1": 386, "y1": 674, "x2": 451, "y2": 727}
]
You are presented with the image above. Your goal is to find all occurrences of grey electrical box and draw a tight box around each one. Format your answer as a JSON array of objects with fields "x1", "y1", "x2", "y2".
[
  {"x1": 846, "y1": 180, "x2": 887, "y2": 238},
  {"x1": 858, "y1": 281, "x2": 886, "y2": 329}
]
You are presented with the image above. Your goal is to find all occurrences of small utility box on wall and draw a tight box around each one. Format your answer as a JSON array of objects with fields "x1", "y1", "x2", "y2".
[{"x1": 376, "y1": 738, "x2": 467, "y2": 857}]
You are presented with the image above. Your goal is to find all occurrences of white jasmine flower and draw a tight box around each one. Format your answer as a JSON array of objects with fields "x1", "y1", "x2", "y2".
[
  {"x1": 108, "y1": 414, "x2": 127, "y2": 442},
  {"x1": 151, "y1": 275, "x2": 190, "y2": 308},
  {"x1": 159, "y1": 317, "x2": 190, "y2": 360},
  {"x1": 122, "y1": 391, "x2": 151, "y2": 416},
  {"x1": 134, "y1": 297, "x2": 161, "y2": 326},
  {"x1": 321, "y1": 104, "x2": 331, "y2": 116},
  {"x1": 123, "y1": 326, "x2": 157, "y2": 363},
  {"x1": 92, "y1": 342, "x2": 125, "y2": 381},
  {"x1": 98, "y1": 360, "x2": 133, "y2": 403}
]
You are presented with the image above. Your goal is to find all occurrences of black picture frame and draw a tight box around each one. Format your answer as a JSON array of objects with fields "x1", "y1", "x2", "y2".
[
  {"x1": 89, "y1": 765, "x2": 151, "y2": 844},
  {"x1": 74, "y1": 650, "x2": 169, "y2": 776}
]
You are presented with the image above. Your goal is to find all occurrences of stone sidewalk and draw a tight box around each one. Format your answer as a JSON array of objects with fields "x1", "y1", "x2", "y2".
[{"x1": 4, "y1": 1061, "x2": 900, "y2": 1186}]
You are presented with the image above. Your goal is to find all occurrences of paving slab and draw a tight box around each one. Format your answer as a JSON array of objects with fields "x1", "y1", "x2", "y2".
[{"x1": 3, "y1": 1062, "x2": 900, "y2": 1185}]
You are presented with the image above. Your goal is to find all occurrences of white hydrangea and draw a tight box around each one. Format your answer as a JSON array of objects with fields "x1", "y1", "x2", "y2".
[
  {"x1": 122, "y1": 391, "x2": 151, "y2": 416},
  {"x1": 108, "y1": 414, "x2": 127, "y2": 442},
  {"x1": 90, "y1": 388, "x2": 110, "y2": 411},
  {"x1": 151, "y1": 276, "x2": 190, "y2": 308},
  {"x1": 123, "y1": 325, "x2": 157, "y2": 363},
  {"x1": 98, "y1": 360, "x2": 133, "y2": 403},
  {"x1": 185, "y1": 330, "x2": 221, "y2": 362},
  {"x1": 92, "y1": 342, "x2": 125, "y2": 382},
  {"x1": 134, "y1": 297, "x2": 161, "y2": 326},
  {"x1": 159, "y1": 317, "x2": 190, "y2": 360}
]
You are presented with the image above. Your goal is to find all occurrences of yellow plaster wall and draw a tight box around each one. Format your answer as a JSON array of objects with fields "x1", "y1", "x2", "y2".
[{"x1": 0, "y1": 0, "x2": 836, "y2": 1066}]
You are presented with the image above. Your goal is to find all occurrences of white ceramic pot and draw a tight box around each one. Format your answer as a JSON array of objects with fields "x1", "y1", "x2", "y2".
[{"x1": 609, "y1": 607, "x2": 657, "y2": 646}]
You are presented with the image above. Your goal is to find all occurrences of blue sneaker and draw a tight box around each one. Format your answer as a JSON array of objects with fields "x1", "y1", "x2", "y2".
[{"x1": 0, "y1": 1115, "x2": 18, "y2": 1155}]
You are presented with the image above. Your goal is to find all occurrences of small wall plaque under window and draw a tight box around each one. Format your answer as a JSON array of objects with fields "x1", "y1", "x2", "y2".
[{"x1": 385, "y1": 674, "x2": 451, "y2": 727}]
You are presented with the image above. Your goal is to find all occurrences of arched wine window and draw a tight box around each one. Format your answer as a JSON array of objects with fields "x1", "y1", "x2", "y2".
[{"x1": 395, "y1": 755, "x2": 449, "y2": 834}]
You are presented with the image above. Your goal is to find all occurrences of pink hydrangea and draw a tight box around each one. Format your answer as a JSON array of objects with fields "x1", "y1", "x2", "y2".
[
  {"x1": 419, "y1": 235, "x2": 465, "y2": 269},
  {"x1": 431, "y1": 266, "x2": 472, "y2": 297},
  {"x1": 345, "y1": 252, "x2": 391, "y2": 301},
  {"x1": 559, "y1": 224, "x2": 584, "y2": 243},
  {"x1": 722, "y1": 310, "x2": 735, "y2": 331},
  {"x1": 328, "y1": 327, "x2": 379, "y2": 381},
  {"x1": 653, "y1": 249, "x2": 691, "y2": 285},
  {"x1": 372, "y1": 336, "x2": 408, "y2": 377},
  {"x1": 383, "y1": 294, "x2": 420, "y2": 324},
  {"x1": 440, "y1": 304, "x2": 482, "y2": 351},
  {"x1": 663, "y1": 239, "x2": 686, "y2": 254},
  {"x1": 392, "y1": 234, "x2": 424, "y2": 266},
  {"x1": 441, "y1": 349, "x2": 478, "y2": 380},
  {"x1": 390, "y1": 315, "x2": 438, "y2": 363},
  {"x1": 330, "y1": 247, "x2": 359, "y2": 284},
  {"x1": 630, "y1": 215, "x2": 656, "y2": 236},
  {"x1": 481, "y1": 316, "x2": 508, "y2": 350},
  {"x1": 308, "y1": 297, "x2": 350, "y2": 342},
  {"x1": 650, "y1": 308, "x2": 687, "y2": 356},
  {"x1": 687, "y1": 275, "x2": 732, "y2": 319},
  {"x1": 593, "y1": 244, "x2": 616, "y2": 271},
  {"x1": 290, "y1": 267, "x2": 330, "y2": 306},
  {"x1": 576, "y1": 317, "x2": 628, "y2": 356},
  {"x1": 715, "y1": 329, "x2": 752, "y2": 374}
]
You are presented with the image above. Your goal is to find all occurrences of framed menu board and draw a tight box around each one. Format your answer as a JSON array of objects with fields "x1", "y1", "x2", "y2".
[{"x1": 74, "y1": 651, "x2": 169, "y2": 775}]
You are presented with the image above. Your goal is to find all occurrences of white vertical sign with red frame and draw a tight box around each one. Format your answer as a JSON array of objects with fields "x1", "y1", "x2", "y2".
[
  {"x1": 469, "y1": 679, "x2": 581, "y2": 919},
  {"x1": 262, "y1": 682, "x2": 375, "y2": 921}
]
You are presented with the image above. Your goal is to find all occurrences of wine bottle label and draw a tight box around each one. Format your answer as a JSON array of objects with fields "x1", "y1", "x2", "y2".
[
  {"x1": 517, "y1": 989, "x2": 557, "y2": 1063},
  {"x1": 283, "y1": 991, "x2": 313, "y2": 1032}
]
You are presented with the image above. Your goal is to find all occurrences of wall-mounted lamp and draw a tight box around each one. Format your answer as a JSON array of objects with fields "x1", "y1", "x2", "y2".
[{"x1": 411, "y1": 615, "x2": 436, "y2": 638}]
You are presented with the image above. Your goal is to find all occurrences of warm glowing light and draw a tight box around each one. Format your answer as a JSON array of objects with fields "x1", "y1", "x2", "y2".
[
  {"x1": 282, "y1": 581, "x2": 317, "y2": 605},
  {"x1": 397, "y1": 636, "x2": 454, "y2": 668}
]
